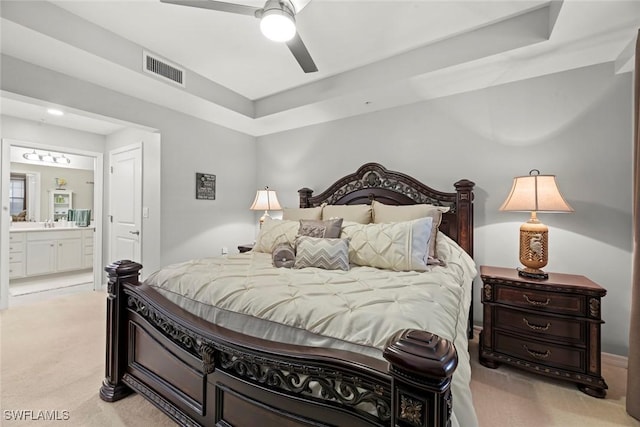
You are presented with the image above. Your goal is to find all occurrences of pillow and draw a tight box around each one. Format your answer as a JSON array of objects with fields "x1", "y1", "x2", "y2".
[
  {"x1": 253, "y1": 218, "x2": 299, "y2": 253},
  {"x1": 298, "y1": 218, "x2": 343, "y2": 238},
  {"x1": 371, "y1": 200, "x2": 449, "y2": 263},
  {"x1": 282, "y1": 206, "x2": 323, "y2": 221},
  {"x1": 340, "y1": 217, "x2": 433, "y2": 272},
  {"x1": 322, "y1": 204, "x2": 372, "y2": 224},
  {"x1": 293, "y1": 236, "x2": 350, "y2": 271},
  {"x1": 272, "y1": 243, "x2": 295, "y2": 268},
  {"x1": 371, "y1": 200, "x2": 450, "y2": 223}
]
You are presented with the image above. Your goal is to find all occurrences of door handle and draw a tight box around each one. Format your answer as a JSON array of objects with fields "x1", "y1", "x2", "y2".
[{"x1": 129, "y1": 231, "x2": 140, "y2": 236}]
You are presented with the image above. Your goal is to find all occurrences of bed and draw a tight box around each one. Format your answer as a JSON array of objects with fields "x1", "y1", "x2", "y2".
[{"x1": 100, "y1": 163, "x2": 477, "y2": 427}]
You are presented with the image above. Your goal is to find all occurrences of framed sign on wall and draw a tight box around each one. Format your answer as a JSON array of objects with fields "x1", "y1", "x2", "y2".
[{"x1": 196, "y1": 173, "x2": 216, "y2": 200}]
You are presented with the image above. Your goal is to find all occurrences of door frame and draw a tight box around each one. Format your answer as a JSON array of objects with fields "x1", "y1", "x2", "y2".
[
  {"x1": 108, "y1": 142, "x2": 143, "y2": 265},
  {"x1": 0, "y1": 138, "x2": 104, "y2": 309}
]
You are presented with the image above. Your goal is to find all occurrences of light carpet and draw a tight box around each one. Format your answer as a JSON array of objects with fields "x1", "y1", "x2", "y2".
[{"x1": 0, "y1": 290, "x2": 638, "y2": 427}]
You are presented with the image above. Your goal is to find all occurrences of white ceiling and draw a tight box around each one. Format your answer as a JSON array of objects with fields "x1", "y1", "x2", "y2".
[
  {"x1": 1, "y1": 94, "x2": 130, "y2": 135},
  {"x1": 1, "y1": 0, "x2": 638, "y2": 136}
]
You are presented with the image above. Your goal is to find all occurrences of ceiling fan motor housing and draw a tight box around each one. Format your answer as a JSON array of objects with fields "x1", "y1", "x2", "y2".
[{"x1": 259, "y1": 0, "x2": 297, "y2": 42}]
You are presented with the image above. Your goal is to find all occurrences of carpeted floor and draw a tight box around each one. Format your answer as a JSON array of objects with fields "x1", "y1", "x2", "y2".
[{"x1": 1, "y1": 290, "x2": 638, "y2": 427}]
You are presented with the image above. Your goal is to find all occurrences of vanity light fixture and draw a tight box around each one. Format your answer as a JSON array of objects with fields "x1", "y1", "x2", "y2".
[
  {"x1": 41, "y1": 153, "x2": 56, "y2": 163},
  {"x1": 23, "y1": 150, "x2": 41, "y2": 161},
  {"x1": 55, "y1": 154, "x2": 71, "y2": 164},
  {"x1": 22, "y1": 149, "x2": 71, "y2": 165}
]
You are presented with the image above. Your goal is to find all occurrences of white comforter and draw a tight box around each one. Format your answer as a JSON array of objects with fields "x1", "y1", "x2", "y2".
[{"x1": 146, "y1": 233, "x2": 478, "y2": 427}]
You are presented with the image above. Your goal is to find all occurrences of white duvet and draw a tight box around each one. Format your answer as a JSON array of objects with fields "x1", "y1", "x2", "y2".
[{"x1": 146, "y1": 233, "x2": 478, "y2": 427}]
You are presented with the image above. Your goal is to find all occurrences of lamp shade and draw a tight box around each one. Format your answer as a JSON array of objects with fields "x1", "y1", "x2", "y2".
[
  {"x1": 250, "y1": 187, "x2": 282, "y2": 211},
  {"x1": 499, "y1": 170, "x2": 573, "y2": 213}
]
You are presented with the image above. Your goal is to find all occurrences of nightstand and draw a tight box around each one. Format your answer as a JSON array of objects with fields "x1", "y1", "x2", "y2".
[
  {"x1": 238, "y1": 243, "x2": 254, "y2": 253},
  {"x1": 479, "y1": 265, "x2": 608, "y2": 398}
]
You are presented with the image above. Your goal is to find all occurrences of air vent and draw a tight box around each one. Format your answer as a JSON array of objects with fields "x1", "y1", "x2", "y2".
[{"x1": 143, "y1": 51, "x2": 185, "y2": 87}]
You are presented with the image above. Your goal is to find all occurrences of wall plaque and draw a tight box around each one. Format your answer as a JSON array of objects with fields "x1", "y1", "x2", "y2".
[{"x1": 196, "y1": 173, "x2": 216, "y2": 200}]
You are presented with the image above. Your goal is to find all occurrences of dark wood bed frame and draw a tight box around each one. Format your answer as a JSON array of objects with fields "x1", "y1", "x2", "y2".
[{"x1": 100, "y1": 163, "x2": 475, "y2": 427}]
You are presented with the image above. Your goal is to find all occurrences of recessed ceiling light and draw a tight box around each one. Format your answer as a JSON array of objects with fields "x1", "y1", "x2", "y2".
[{"x1": 47, "y1": 108, "x2": 64, "y2": 116}]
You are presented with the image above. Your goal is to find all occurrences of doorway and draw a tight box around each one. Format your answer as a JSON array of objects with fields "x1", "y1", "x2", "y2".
[{"x1": 1, "y1": 138, "x2": 104, "y2": 308}]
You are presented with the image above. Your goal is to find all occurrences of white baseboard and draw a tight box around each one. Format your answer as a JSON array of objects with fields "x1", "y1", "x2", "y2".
[
  {"x1": 602, "y1": 352, "x2": 628, "y2": 369},
  {"x1": 472, "y1": 325, "x2": 628, "y2": 369}
]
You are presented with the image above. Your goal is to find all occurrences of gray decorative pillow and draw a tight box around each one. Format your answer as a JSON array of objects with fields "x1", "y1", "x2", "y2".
[
  {"x1": 298, "y1": 218, "x2": 343, "y2": 239},
  {"x1": 272, "y1": 243, "x2": 295, "y2": 268},
  {"x1": 293, "y1": 236, "x2": 350, "y2": 271}
]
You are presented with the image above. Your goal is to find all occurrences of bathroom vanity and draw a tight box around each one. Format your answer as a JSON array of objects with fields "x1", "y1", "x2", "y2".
[{"x1": 9, "y1": 224, "x2": 94, "y2": 279}]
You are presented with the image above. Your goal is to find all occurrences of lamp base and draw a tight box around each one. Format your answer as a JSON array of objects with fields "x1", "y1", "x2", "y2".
[{"x1": 517, "y1": 267, "x2": 548, "y2": 280}]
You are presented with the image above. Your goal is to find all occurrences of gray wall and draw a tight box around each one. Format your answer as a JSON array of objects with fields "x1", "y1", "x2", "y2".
[
  {"x1": 256, "y1": 63, "x2": 633, "y2": 356},
  {"x1": 1, "y1": 55, "x2": 258, "y2": 269}
]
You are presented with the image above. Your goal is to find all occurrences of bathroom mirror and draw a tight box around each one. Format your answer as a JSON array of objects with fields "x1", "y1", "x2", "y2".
[{"x1": 9, "y1": 147, "x2": 95, "y2": 222}]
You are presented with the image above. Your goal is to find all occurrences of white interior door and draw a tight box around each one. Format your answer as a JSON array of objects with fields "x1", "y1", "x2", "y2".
[{"x1": 109, "y1": 145, "x2": 142, "y2": 264}]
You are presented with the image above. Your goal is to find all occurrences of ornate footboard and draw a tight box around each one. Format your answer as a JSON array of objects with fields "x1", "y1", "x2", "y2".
[{"x1": 100, "y1": 260, "x2": 458, "y2": 427}]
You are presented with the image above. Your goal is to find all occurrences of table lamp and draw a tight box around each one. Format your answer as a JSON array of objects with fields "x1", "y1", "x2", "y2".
[
  {"x1": 250, "y1": 186, "x2": 282, "y2": 227},
  {"x1": 499, "y1": 169, "x2": 573, "y2": 279}
]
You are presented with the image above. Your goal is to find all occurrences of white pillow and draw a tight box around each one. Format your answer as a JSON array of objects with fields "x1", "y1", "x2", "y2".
[
  {"x1": 340, "y1": 217, "x2": 433, "y2": 271},
  {"x1": 371, "y1": 200, "x2": 450, "y2": 223},
  {"x1": 253, "y1": 218, "x2": 299, "y2": 253},
  {"x1": 282, "y1": 206, "x2": 323, "y2": 220},
  {"x1": 371, "y1": 200, "x2": 449, "y2": 263},
  {"x1": 322, "y1": 204, "x2": 372, "y2": 224}
]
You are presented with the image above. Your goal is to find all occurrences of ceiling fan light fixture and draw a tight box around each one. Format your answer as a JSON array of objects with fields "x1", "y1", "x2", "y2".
[{"x1": 260, "y1": 5, "x2": 296, "y2": 42}]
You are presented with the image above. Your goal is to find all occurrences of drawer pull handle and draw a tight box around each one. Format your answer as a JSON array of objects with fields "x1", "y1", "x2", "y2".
[
  {"x1": 523, "y1": 294, "x2": 550, "y2": 306},
  {"x1": 523, "y1": 318, "x2": 551, "y2": 331},
  {"x1": 523, "y1": 345, "x2": 551, "y2": 359}
]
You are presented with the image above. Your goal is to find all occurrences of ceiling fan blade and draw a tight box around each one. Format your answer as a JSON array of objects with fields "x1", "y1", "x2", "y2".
[
  {"x1": 159, "y1": 0, "x2": 261, "y2": 17},
  {"x1": 289, "y1": 0, "x2": 312, "y2": 14},
  {"x1": 286, "y1": 32, "x2": 318, "y2": 73}
]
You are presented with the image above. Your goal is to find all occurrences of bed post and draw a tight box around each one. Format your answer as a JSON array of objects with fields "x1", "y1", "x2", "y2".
[
  {"x1": 383, "y1": 330, "x2": 457, "y2": 427},
  {"x1": 453, "y1": 179, "x2": 474, "y2": 258},
  {"x1": 454, "y1": 179, "x2": 475, "y2": 339},
  {"x1": 299, "y1": 187, "x2": 313, "y2": 208},
  {"x1": 100, "y1": 260, "x2": 142, "y2": 402}
]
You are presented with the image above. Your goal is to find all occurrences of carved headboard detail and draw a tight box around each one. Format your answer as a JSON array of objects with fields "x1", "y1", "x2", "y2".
[{"x1": 298, "y1": 163, "x2": 475, "y2": 258}]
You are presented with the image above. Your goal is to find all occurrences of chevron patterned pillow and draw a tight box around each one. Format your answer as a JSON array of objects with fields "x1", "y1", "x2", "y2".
[{"x1": 293, "y1": 236, "x2": 350, "y2": 271}]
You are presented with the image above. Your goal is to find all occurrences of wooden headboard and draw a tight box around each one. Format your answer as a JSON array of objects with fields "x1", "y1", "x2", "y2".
[{"x1": 298, "y1": 162, "x2": 475, "y2": 258}]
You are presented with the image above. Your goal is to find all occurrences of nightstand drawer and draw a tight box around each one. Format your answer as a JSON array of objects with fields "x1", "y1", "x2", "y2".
[
  {"x1": 494, "y1": 331, "x2": 585, "y2": 372},
  {"x1": 495, "y1": 286, "x2": 585, "y2": 316},
  {"x1": 495, "y1": 307, "x2": 585, "y2": 344}
]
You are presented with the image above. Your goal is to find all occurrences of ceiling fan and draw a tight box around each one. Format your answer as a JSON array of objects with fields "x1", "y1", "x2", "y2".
[{"x1": 159, "y1": 0, "x2": 318, "y2": 73}]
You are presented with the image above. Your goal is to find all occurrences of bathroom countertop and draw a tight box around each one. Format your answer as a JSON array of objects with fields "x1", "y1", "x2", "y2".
[{"x1": 10, "y1": 225, "x2": 95, "y2": 232}]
